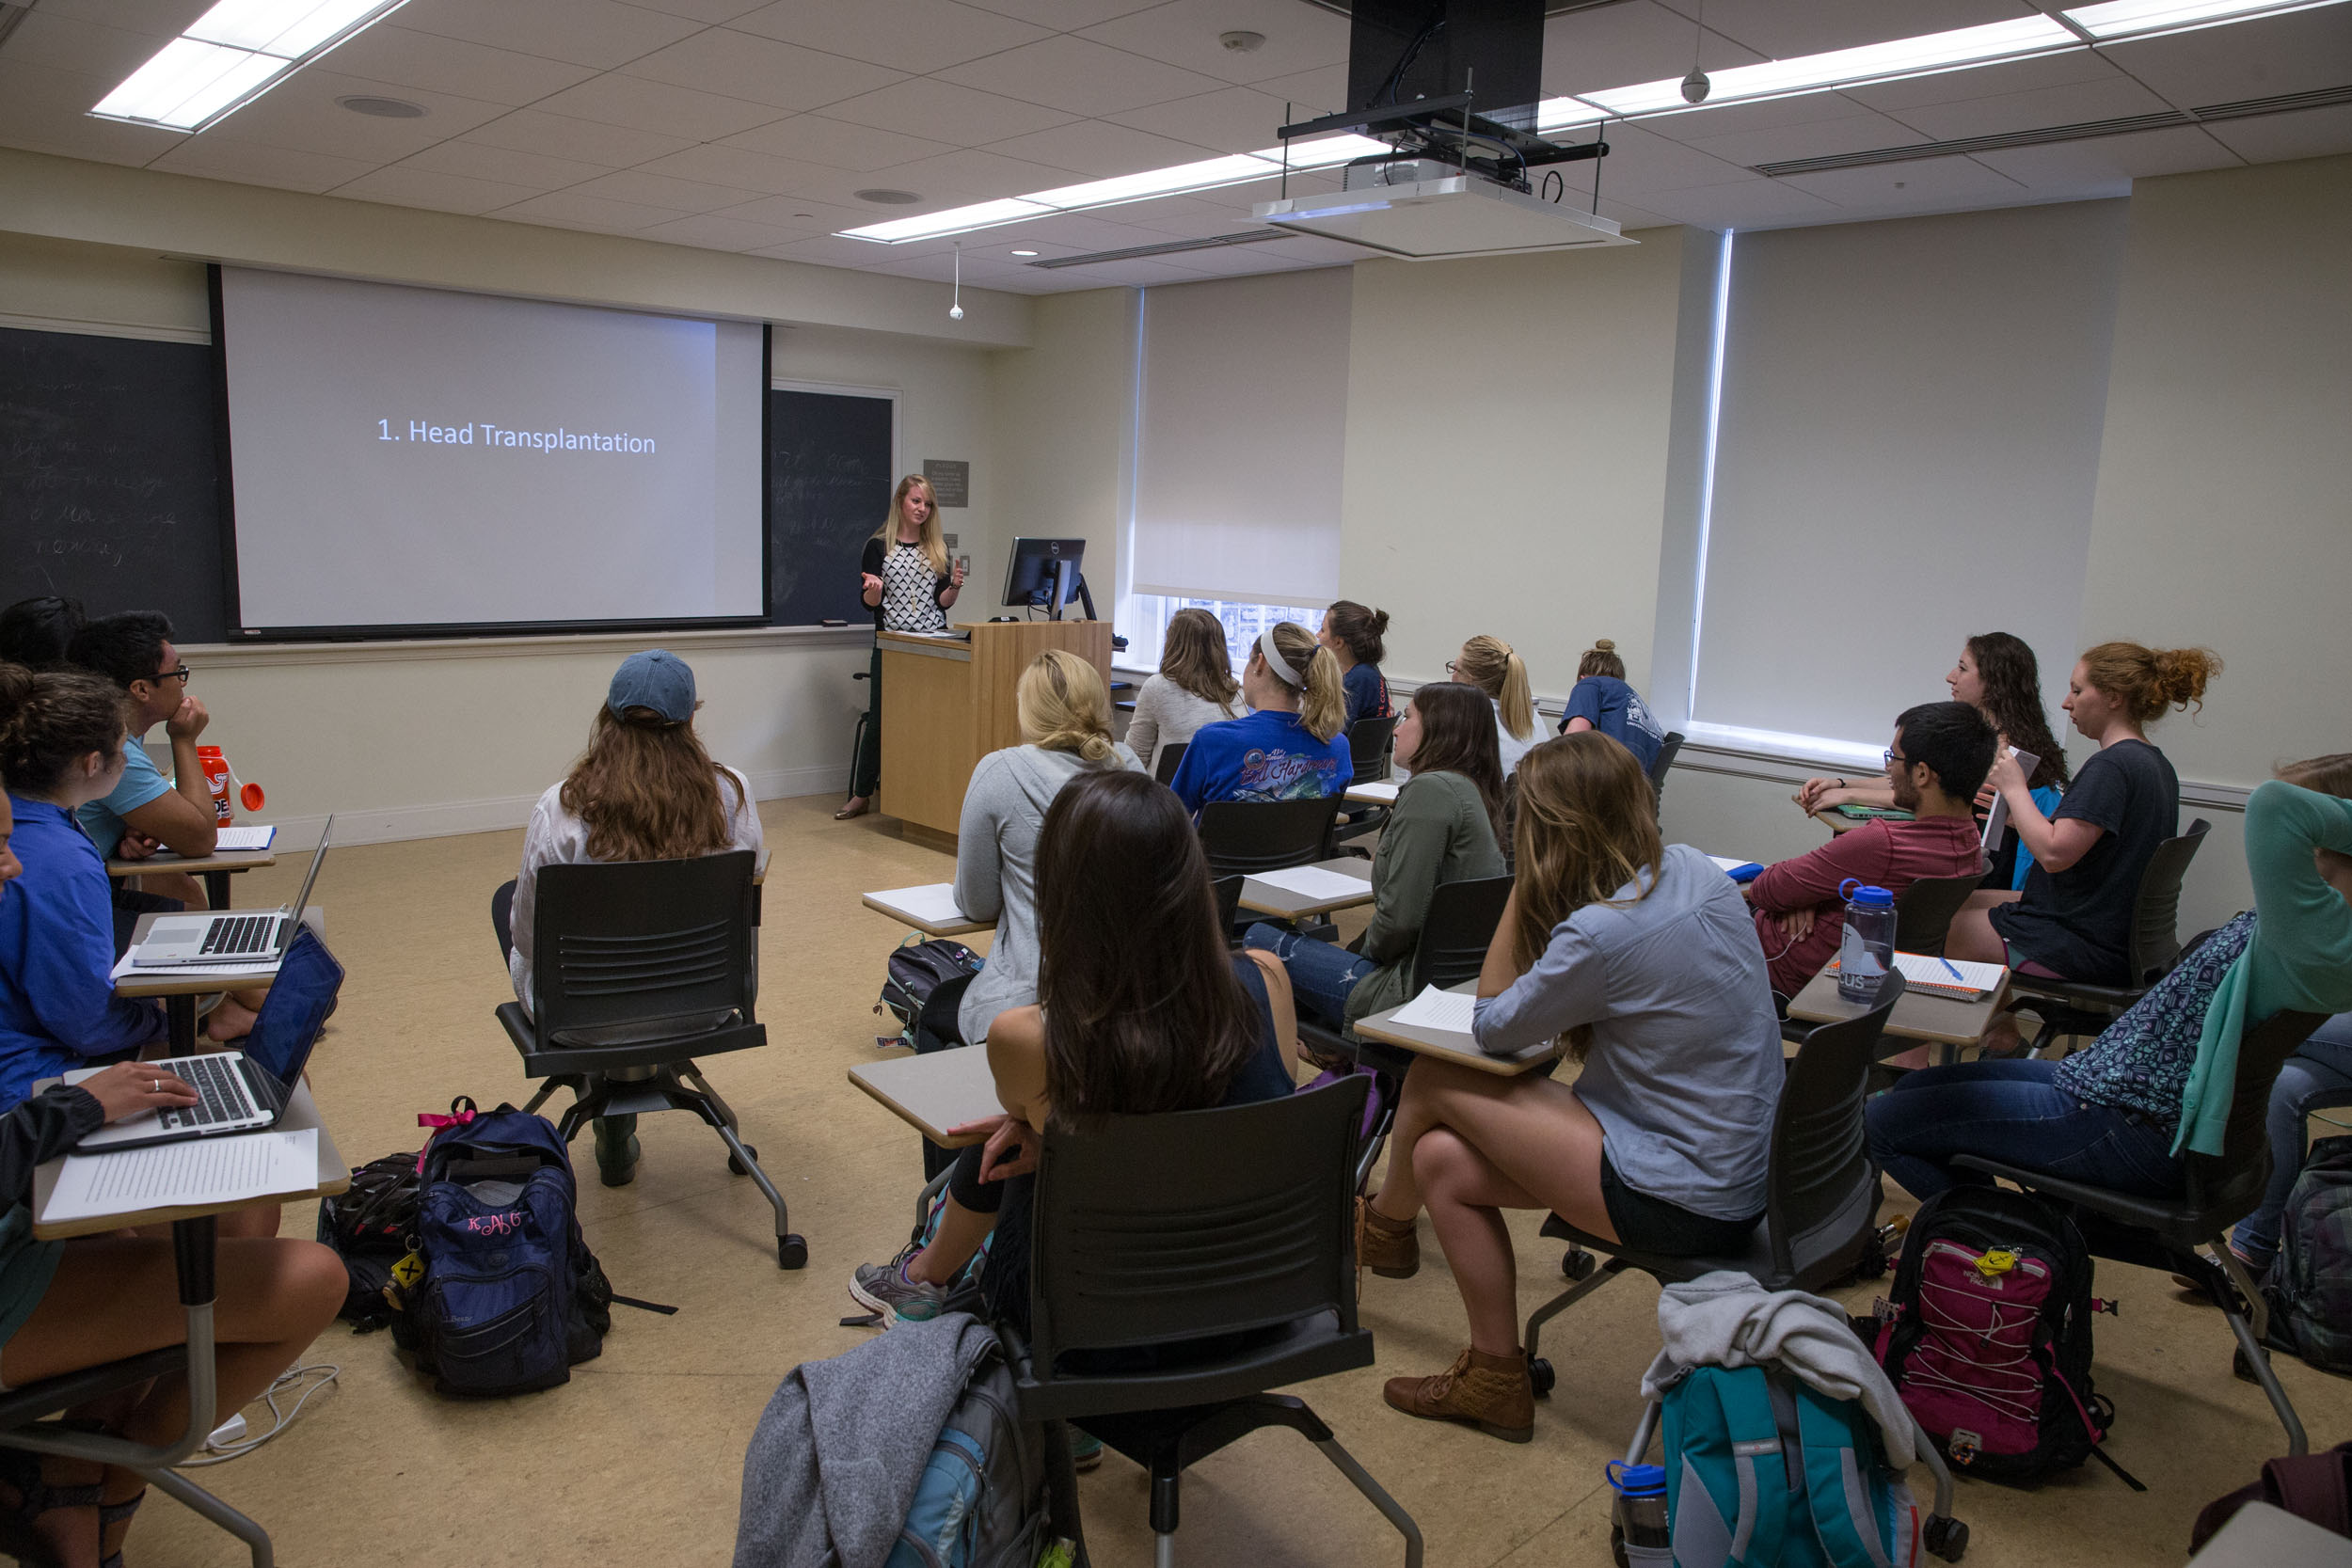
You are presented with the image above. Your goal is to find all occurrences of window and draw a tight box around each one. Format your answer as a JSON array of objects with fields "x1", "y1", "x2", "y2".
[{"x1": 1117, "y1": 594, "x2": 1324, "y2": 677}]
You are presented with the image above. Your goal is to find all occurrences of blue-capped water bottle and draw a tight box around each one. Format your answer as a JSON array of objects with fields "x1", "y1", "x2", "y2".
[
  {"x1": 1837, "y1": 879, "x2": 1898, "y2": 1001},
  {"x1": 1606, "y1": 1459, "x2": 1671, "y2": 1565}
]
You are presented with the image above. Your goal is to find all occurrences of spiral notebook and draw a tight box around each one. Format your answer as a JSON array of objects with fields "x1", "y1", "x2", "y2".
[{"x1": 1826, "y1": 952, "x2": 2008, "y2": 1001}]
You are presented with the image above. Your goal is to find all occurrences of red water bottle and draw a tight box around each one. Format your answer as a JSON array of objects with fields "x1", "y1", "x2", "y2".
[{"x1": 195, "y1": 745, "x2": 233, "y2": 824}]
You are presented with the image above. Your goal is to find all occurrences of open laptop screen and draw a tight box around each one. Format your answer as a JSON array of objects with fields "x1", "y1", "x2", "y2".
[{"x1": 242, "y1": 928, "x2": 343, "y2": 1090}]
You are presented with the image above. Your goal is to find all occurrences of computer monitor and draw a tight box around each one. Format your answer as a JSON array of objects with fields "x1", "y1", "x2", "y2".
[{"x1": 1000, "y1": 537, "x2": 1087, "y2": 621}]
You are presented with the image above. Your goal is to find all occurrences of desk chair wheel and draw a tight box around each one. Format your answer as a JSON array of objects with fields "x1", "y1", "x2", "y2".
[
  {"x1": 1923, "y1": 1513, "x2": 1968, "y2": 1561},
  {"x1": 728, "y1": 1145, "x2": 758, "y2": 1175},
  {"x1": 1562, "y1": 1245, "x2": 1597, "y2": 1281},
  {"x1": 1529, "y1": 1356, "x2": 1556, "y2": 1399},
  {"x1": 778, "y1": 1233, "x2": 808, "y2": 1270}
]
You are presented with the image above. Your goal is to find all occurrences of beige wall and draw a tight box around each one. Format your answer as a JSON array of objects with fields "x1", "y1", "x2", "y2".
[
  {"x1": 1337, "y1": 228, "x2": 1691, "y2": 695},
  {"x1": 986, "y1": 287, "x2": 1139, "y2": 607}
]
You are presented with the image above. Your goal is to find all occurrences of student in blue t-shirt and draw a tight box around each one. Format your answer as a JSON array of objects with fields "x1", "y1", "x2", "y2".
[
  {"x1": 1168, "y1": 622, "x2": 1353, "y2": 814},
  {"x1": 65, "y1": 613, "x2": 220, "y2": 911},
  {"x1": 1557, "y1": 639, "x2": 1667, "y2": 774}
]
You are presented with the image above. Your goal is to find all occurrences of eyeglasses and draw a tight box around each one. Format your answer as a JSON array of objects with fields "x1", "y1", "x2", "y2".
[
  {"x1": 152, "y1": 666, "x2": 193, "y2": 686},
  {"x1": 1883, "y1": 749, "x2": 1911, "y2": 769},
  {"x1": 1444, "y1": 660, "x2": 1459, "y2": 674}
]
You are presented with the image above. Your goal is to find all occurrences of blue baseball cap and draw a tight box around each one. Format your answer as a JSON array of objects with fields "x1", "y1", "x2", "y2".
[{"x1": 608, "y1": 649, "x2": 696, "y2": 723}]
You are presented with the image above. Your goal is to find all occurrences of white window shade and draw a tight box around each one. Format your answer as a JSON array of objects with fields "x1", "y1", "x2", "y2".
[
  {"x1": 1691, "y1": 199, "x2": 2128, "y2": 753},
  {"x1": 1131, "y1": 268, "x2": 1351, "y2": 607}
]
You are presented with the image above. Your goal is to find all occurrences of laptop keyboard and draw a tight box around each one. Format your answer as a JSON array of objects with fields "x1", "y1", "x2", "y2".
[
  {"x1": 156, "y1": 1055, "x2": 262, "y2": 1130},
  {"x1": 199, "y1": 914, "x2": 284, "y2": 957}
]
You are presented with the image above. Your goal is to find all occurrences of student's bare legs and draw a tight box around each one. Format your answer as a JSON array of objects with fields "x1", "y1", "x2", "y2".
[{"x1": 1947, "y1": 892, "x2": 2026, "y2": 1053}]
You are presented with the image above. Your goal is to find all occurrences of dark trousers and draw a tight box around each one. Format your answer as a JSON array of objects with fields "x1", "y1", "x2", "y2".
[{"x1": 850, "y1": 643, "x2": 882, "y2": 799}]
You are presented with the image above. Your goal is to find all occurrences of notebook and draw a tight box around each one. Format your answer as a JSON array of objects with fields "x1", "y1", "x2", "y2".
[{"x1": 1827, "y1": 952, "x2": 2008, "y2": 1001}]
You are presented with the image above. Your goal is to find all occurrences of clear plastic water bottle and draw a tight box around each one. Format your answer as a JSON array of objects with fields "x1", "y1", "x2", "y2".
[
  {"x1": 1607, "y1": 1460, "x2": 1671, "y2": 1564},
  {"x1": 1837, "y1": 879, "x2": 1898, "y2": 1001}
]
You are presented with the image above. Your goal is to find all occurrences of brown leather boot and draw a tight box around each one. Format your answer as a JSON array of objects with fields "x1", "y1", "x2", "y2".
[
  {"x1": 1383, "y1": 1346, "x2": 1535, "y2": 1443},
  {"x1": 1356, "y1": 1197, "x2": 1420, "y2": 1279}
]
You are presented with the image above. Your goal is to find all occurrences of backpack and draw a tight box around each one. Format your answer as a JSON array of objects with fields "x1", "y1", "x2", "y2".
[
  {"x1": 389, "y1": 1104, "x2": 615, "y2": 1397},
  {"x1": 2263, "y1": 1134, "x2": 2352, "y2": 1372},
  {"x1": 1658, "y1": 1364, "x2": 1921, "y2": 1568},
  {"x1": 1870, "y1": 1185, "x2": 2136, "y2": 1488},
  {"x1": 884, "y1": 1344, "x2": 1049, "y2": 1568},
  {"x1": 316, "y1": 1149, "x2": 423, "y2": 1330},
  {"x1": 878, "y1": 937, "x2": 983, "y2": 1052},
  {"x1": 2190, "y1": 1441, "x2": 2352, "y2": 1552}
]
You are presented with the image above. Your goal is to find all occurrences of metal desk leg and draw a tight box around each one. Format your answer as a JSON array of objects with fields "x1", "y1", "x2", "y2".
[
  {"x1": 167, "y1": 995, "x2": 198, "y2": 1054},
  {"x1": 203, "y1": 869, "x2": 231, "y2": 910}
]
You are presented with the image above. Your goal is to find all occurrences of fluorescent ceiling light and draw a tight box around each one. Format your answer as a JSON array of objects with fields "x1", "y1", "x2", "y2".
[
  {"x1": 846, "y1": 198, "x2": 1054, "y2": 243},
  {"x1": 1254, "y1": 133, "x2": 1400, "y2": 169},
  {"x1": 1535, "y1": 97, "x2": 1604, "y2": 135},
  {"x1": 1580, "y1": 16, "x2": 2075, "y2": 117},
  {"x1": 1027, "y1": 153, "x2": 1275, "y2": 210},
  {"x1": 90, "y1": 0, "x2": 408, "y2": 132},
  {"x1": 2063, "y1": 0, "x2": 2344, "y2": 39}
]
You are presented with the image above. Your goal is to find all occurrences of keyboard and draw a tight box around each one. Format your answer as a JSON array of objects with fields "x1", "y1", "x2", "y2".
[
  {"x1": 156, "y1": 1054, "x2": 264, "y2": 1131},
  {"x1": 199, "y1": 913, "x2": 286, "y2": 957}
]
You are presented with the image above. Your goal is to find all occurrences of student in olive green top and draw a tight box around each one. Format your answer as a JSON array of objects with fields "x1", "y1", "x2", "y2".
[{"x1": 1248, "y1": 682, "x2": 1507, "y2": 1032}]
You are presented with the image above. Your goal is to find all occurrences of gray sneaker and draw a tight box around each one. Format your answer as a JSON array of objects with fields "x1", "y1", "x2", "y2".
[{"x1": 849, "y1": 1246, "x2": 947, "y2": 1323}]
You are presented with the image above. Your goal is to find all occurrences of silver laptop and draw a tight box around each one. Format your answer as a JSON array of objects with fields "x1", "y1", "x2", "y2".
[{"x1": 131, "y1": 816, "x2": 333, "y2": 969}]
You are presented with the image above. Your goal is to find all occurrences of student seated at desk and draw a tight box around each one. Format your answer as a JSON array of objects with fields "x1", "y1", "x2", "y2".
[
  {"x1": 1320, "y1": 600, "x2": 1393, "y2": 729},
  {"x1": 0, "y1": 666, "x2": 168, "y2": 1109},
  {"x1": 1943, "y1": 643, "x2": 2218, "y2": 1039},
  {"x1": 1357, "y1": 734, "x2": 1782, "y2": 1443},
  {"x1": 1123, "y1": 608, "x2": 1238, "y2": 777},
  {"x1": 65, "y1": 613, "x2": 220, "y2": 921},
  {"x1": 954, "y1": 651, "x2": 1141, "y2": 1047},
  {"x1": 1868, "y1": 759, "x2": 2352, "y2": 1233},
  {"x1": 1556, "y1": 640, "x2": 1666, "y2": 775},
  {"x1": 509, "y1": 650, "x2": 761, "y2": 1189},
  {"x1": 849, "y1": 769, "x2": 1298, "y2": 1334},
  {"x1": 1450, "y1": 635, "x2": 1540, "y2": 778},
  {"x1": 1168, "y1": 623, "x2": 1351, "y2": 813},
  {"x1": 1246, "y1": 682, "x2": 1504, "y2": 1033},
  {"x1": 1745, "y1": 702, "x2": 1992, "y2": 997},
  {"x1": 0, "y1": 597, "x2": 83, "y2": 671}
]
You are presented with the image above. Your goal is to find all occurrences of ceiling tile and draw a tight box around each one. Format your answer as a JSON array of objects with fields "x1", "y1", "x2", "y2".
[
  {"x1": 754, "y1": 233, "x2": 910, "y2": 268},
  {"x1": 1107, "y1": 191, "x2": 1285, "y2": 236},
  {"x1": 935, "y1": 35, "x2": 1231, "y2": 118},
  {"x1": 390, "y1": 0, "x2": 705, "y2": 71},
  {"x1": 1248, "y1": 63, "x2": 1349, "y2": 118},
  {"x1": 630, "y1": 143, "x2": 854, "y2": 194},
  {"x1": 613, "y1": 0, "x2": 772, "y2": 20},
  {"x1": 1840, "y1": 49, "x2": 2126, "y2": 114},
  {"x1": 719, "y1": 113, "x2": 958, "y2": 170},
  {"x1": 1967, "y1": 125, "x2": 2241, "y2": 188},
  {"x1": 822, "y1": 77, "x2": 1079, "y2": 145},
  {"x1": 1632, "y1": 89, "x2": 1900, "y2": 143},
  {"x1": 1692, "y1": 0, "x2": 2027, "y2": 62},
  {"x1": 2102, "y1": 7, "x2": 2352, "y2": 108},
  {"x1": 528, "y1": 72, "x2": 788, "y2": 141},
  {"x1": 564, "y1": 168, "x2": 770, "y2": 212},
  {"x1": 1035, "y1": 256, "x2": 1220, "y2": 285},
  {"x1": 713, "y1": 193, "x2": 893, "y2": 231},
  {"x1": 1682, "y1": 105, "x2": 1939, "y2": 168},
  {"x1": 1565, "y1": 120, "x2": 1753, "y2": 197},
  {"x1": 1619, "y1": 175, "x2": 1839, "y2": 230},
  {"x1": 621, "y1": 29, "x2": 906, "y2": 112},
  {"x1": 1077, "y1": 0, "x2": 1349, "y2": 87},
  {"x1": 983, "y1": 118, "x2": 1223, "y2": 173},
  {"x1": 329, "y1": 164, "x2": 548, "y2": 213},
  {"x1": 201, "y1": 69, "x2": 510, "y2": 161},
  {"x1": 1875, "y1": 74, "x2": 2179, "y2": 144},
  {"x1": 149, "y1": 136, "x2": 377, "y2": 194},
  {"x1": 0, "y1": 59, "x2": 186, "y2": 164},
  {"x1": 310, "y1": 23, "x2": 601, "y2": 105},
  {"x1": 461, "y1": 106, "x2": 698, "y2": 166},
  {"x1": 2201, "y1": 101, "x2": 2352, "y2": 165},
  {"x1": 1543, "y1": 0, "x2": 1767, "y2": 103},
  {"x1": 2, "y1": 8, "x2": 181, "y2": 81},
  {"x1": 959, "y1": 0, "x2": 1163, "y2": 25},
  {"x1": 399, "y1": 138, "x2": 612, "y2": 188},
  {"x1": 24, "y1": 0, "x2": 207, "y2": 35},
  {"x1": 1772, "y1": 151, "x2": 2026, "y2": 214},
  {"x1": 866, "y1": 146, "x2": 1097, "y2": 203},
  {"x1": 727, "y1": 0, "x2": 1051, "y2": 74},
  {"x1": 491, "y1": 188, "x2": 690, "y2": 230},
  {"x1": 634, "y1": 211, "x2": 818, "y2": 251},
  {"x1": 1103, "y1": 82, "x2": 1299, "y2": 152},
  {"x1": 869, "y1": 250, "x2": 1026, "y2": 283}
]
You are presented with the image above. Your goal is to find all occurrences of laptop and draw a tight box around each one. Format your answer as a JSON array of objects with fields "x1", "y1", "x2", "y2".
[
  {"x1": 131, "y1": 816, "x2": 333, "y2": 969},
  {"x1": 74, "y1": 926, "x2": 344, "y2": 1151}
]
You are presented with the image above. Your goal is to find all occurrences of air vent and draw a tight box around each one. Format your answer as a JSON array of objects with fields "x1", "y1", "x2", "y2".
[
  {"x1": 1026, "y1": 230, "x2": 1291, "y2": 269},
  {"x1": 854, "y1": 188, "x2": 923, "y2": 205},
  {"x1": 338, "y1": 95, "x2": 425, "y2": 119},
  {"x1": 1755, "y1": 83, "x2": 2352, "y2": 177}
]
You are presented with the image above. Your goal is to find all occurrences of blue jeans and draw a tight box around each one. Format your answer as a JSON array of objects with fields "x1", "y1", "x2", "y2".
[
  {"x1": 1245, "y1": 924, "x2": 1376, "y2": 1033},
  {"x1": 2232, "y1": 1012, "x2": 2352, "y2": 1263},
  {"x1": 1865, "y1": 1059, "x2": 2183, "y2": 1202}
]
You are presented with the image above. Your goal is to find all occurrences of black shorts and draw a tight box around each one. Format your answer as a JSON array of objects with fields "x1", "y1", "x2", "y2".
[
  {"x1": 946, "y1": 1142, "x2": 1007, "y2": 1214},
  {"x1": 1598, "y1": 1156, "x2": 1758, "y2": 1259}
]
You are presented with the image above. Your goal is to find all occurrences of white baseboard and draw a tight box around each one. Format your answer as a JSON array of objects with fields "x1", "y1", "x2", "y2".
[{"x1": 249, "y1": 763, "x2": 852, "y2": 850}]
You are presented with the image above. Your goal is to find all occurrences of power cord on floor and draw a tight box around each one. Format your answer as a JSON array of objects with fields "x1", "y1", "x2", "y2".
[{"x1": 181, "y1": 1364, "x2": 340, "y2": 1465}]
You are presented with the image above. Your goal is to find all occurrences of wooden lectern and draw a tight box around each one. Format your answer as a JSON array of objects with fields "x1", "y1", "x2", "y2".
[{"x1": 879, "y1": 620, "x2": 1115, "y2": 845}]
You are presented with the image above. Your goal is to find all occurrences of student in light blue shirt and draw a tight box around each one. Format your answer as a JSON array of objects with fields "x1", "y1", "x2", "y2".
[
  {"x1": 1557, "y1": 639, "x2": 1666, "y2": 774},
  {"x1": 1168, "y1": 622, "x2": 1353, "y2": 814},
  {"x1": 0, "y1": 666, "x2": 167, "y2": 1109},
  {"x1": 66, "y1": 613, "x2": 219, "y2": 902}
]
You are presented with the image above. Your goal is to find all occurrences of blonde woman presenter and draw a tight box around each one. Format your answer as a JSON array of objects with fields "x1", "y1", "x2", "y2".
[{"x1": 841, "y1": 475, "x2": 965, "y2": 821}]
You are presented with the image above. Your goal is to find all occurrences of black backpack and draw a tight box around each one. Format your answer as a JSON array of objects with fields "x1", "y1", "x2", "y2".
[
  {"x1": 878, "y1": 936, "x2": 982, "y2": 1052},
  {"x1": 1868, "y1": 1184, "x2": 2137, "y2": 1488},
  {"x1": 2264, "y1": 1134, "x2": 2352, "y2": 1373},
  {"x1": 316, "y1": 1149, "x2": 424, "y2": 1330}
]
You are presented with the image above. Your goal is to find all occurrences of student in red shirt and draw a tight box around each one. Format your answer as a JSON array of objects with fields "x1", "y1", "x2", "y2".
[{"x1": 1746, "y1": 702, "x2": 1994, "y2": 995}]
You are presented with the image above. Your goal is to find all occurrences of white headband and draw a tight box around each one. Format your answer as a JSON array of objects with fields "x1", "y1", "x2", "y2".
[{"x1": 1258, "y1": 626, "x2": 1301, "y2": 687}]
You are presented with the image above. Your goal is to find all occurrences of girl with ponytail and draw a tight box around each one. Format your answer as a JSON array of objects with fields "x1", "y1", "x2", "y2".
[
  {"x1": 1168, "y1": 622, "x2": 1356, "y2": 814},
  {"x1": 1558, "y1": 638, "x2": 1669, "y2": 773},
  {"x1": 1451, "y1": 635, "x2": 1539, "y2": 776},
  {"x1": 1947, "y1": 641, "x2": 2221, "y2": 1000}
]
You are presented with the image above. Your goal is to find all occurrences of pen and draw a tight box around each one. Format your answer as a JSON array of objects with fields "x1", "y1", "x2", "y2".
[{"x1": 1939, "y1": 957, "x2": 1965, "y2": 981}]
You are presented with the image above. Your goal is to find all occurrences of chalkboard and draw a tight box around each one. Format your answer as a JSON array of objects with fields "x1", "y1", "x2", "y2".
[
  {"x1": 768, "y1": 387, "x2": 894, "y2": 627},
  {"x1": 0, "y1": 325, "x2": 228, "y2": 643}
]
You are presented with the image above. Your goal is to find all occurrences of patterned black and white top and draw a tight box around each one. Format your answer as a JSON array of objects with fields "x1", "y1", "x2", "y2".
[{"x1": 863, "y1": 535, "x2": 947, "y2": 633}]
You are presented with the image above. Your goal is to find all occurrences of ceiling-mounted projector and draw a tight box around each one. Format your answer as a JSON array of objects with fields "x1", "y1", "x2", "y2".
[{"x1": 1257, "y1": 164, "x2": 1629, "y2": 260}]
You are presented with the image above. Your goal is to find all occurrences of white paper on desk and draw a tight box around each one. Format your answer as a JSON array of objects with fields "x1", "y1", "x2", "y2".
[
  {"x1": 868, "y1": 883, "x2": 969, "y2": 925},
  {"x1": 1350, "y1": 781, "x2": 1400, "y2": 803},
  {"x1": 213, "y1": 825, "x2": 276, "y2": 850},
  {"x1": 46, "y1": 1129, "x2": 316, "y2": 1223},
  {"x1": 1389, "y1": 986, "x2": 1478, "y2": 1033},
  {"x1": 1248, "y1": 864, "x2": 1369, "y2": 899}
]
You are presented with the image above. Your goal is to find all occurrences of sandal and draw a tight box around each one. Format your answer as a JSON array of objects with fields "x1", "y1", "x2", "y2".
[
  {"x1": 99, "y1": 1487, "x2": 145, "y2": 1568},
  {"x1": 0, "y1": 1445, "x2": 104, "y2": 1566}
]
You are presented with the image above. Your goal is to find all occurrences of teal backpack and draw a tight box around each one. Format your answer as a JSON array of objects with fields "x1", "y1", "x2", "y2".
[{"x1": 1660, "y1": 1365, "x2": 1922, "y2": 1568}]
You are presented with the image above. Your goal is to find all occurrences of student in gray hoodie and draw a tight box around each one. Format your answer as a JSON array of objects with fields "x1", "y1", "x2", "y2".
[{"x1": 953, "y1": 649, "x2": 1143, "y2": 1046}]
